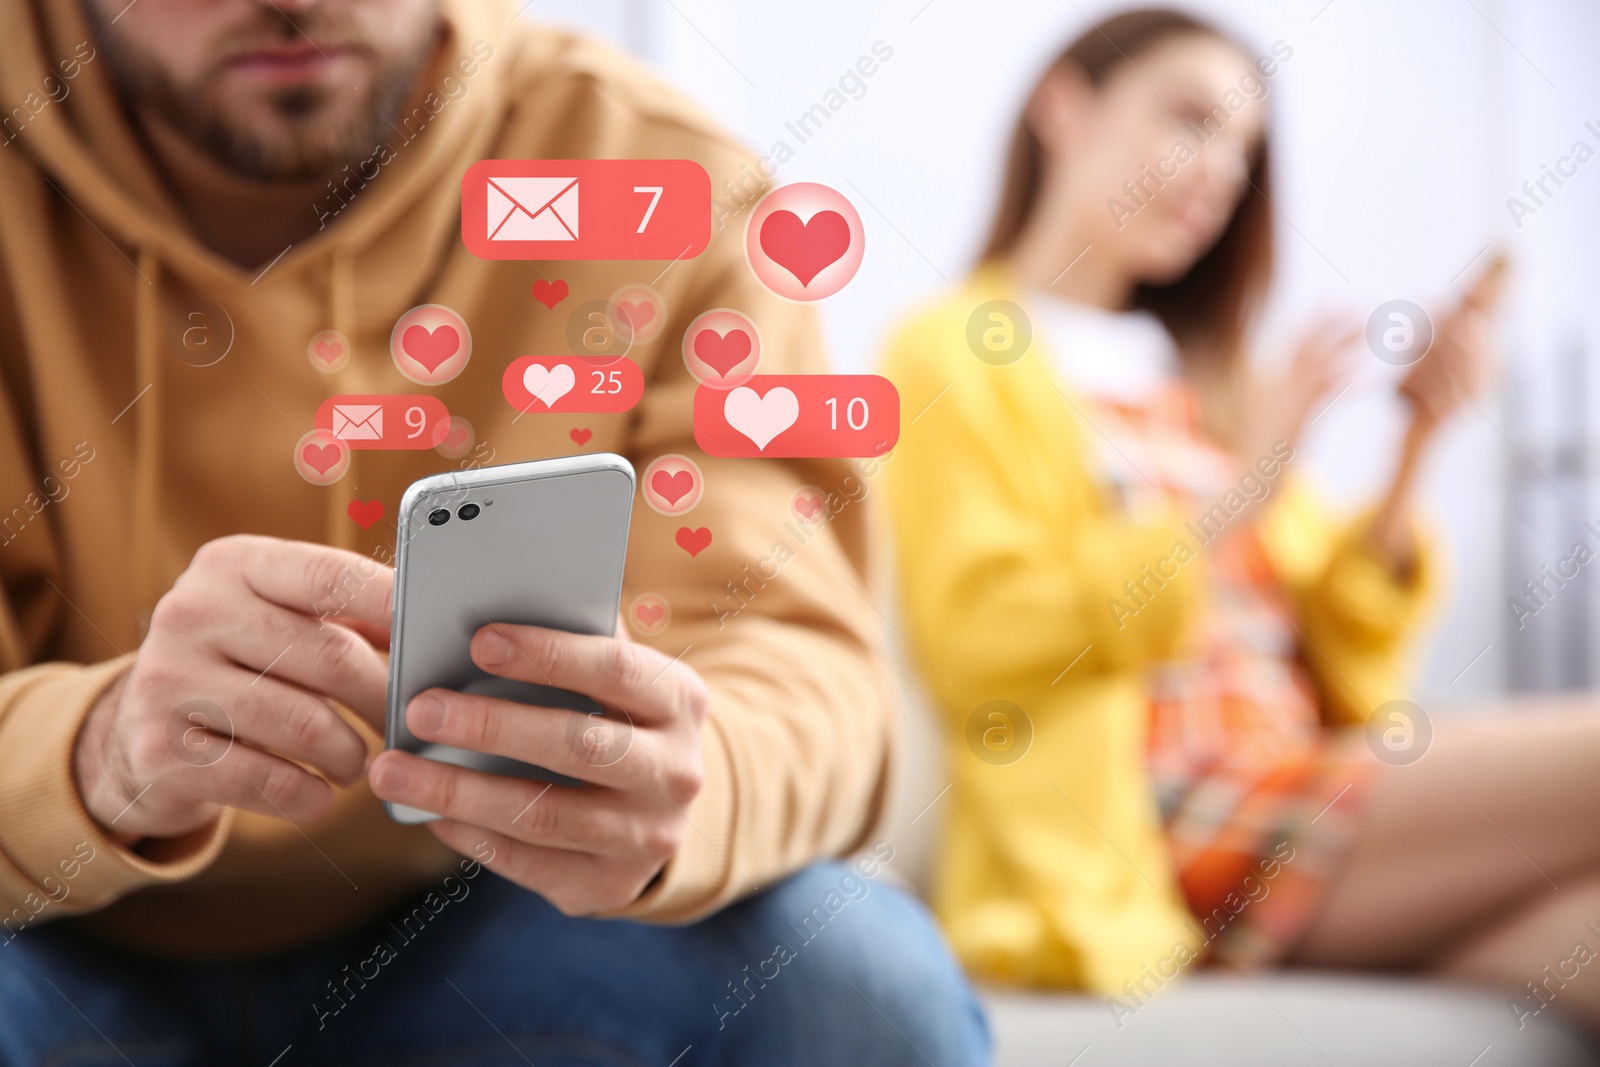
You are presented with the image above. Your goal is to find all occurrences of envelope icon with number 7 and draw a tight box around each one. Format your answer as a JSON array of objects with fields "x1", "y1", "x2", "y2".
[
  {"x1": 331, "y1": 403, "x2": 383, "y2": 440},
  {"x1": 486, "y1": 176, "x2": 579, "y2": 241}
]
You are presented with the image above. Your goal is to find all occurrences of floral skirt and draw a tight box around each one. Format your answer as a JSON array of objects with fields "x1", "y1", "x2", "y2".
[{"x1": 1154, "y1": 727, "x2": 1380, "y2": 966}]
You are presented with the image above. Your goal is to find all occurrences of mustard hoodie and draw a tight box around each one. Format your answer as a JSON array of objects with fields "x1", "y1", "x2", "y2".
[
  {"x1": 881, "y1": 267, "x2": 1434, "y2": 992},
  {"x1": 0, "y1": 0, "x2": 894, "y2": 956}
]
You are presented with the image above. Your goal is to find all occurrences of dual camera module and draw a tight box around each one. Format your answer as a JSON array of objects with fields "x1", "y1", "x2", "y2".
[{"x1": 428, "y1": 502, "x2": 480, "y2": 526}]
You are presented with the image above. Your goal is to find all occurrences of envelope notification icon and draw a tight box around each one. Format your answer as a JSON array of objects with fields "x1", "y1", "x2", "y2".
[
  {"x1": 332, "y1": 404, "x2": 383, "y2": 441},
  {"x1": 486, "y1": 177, "x2": 579, "y2": 241}
]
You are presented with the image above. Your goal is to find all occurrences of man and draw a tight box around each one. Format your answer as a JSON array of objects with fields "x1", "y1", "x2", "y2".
[{"x1": 0, "y1": 0, "x2": 988, "y2": 1062}]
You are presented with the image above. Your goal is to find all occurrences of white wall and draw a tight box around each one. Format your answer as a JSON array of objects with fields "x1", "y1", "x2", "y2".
[{"x1": 529, "y1": 0, "x2": 1600, "y2": 704}]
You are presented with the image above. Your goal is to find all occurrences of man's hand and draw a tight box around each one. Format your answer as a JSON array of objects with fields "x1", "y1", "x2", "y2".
[
  {"x1": 74, "y1": 535, "x2": 393, "y2": 841},
  {"x1": 368, "y1": 624, "x2": 709, "y2": 916}
]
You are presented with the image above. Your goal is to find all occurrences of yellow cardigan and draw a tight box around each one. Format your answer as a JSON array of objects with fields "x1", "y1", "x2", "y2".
[{"x1": 880, "y1": 268, "x2": 1435, "y2": 993}]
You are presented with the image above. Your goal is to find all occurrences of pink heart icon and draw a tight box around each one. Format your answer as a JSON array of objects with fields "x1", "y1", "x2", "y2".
[
  {"x1": 796, "y1": 494, "x2": 823, "y2": 519},
  {"x1": 401, "y1": 324, "x2": 459, "y2": 372},
  {"x1": 759, "y1": 209, "x2": 850, "y2": 288},
  {"x1": 651, "y1": 469, "x2": 694, "y2": 506},
  {"x1": 532, "y1": 279, "x2": 568, "y2": 310},
  {"x1": 313, "y1": 338, "x2": 343, "y2": 365},
  {"x1": 302, "y1": 443, "x2": 341, "y2": 475},
  {"x1": 635, "y1": 602, "x2": 664, "y2": 627},
  {"x1": 347, "y1": 499, "x2": 384, "y2": 529},
  {"x1": 694, "y1": 328, "x2": 752, "y2": 377},
  {"x1": 676, "y1": 526, "x2": 712, "y2": 557}
]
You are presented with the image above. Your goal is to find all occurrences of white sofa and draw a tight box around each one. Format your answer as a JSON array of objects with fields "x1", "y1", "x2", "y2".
[{"x1": 874, "y1": 639, "x2": 1600, "y2": 1066}]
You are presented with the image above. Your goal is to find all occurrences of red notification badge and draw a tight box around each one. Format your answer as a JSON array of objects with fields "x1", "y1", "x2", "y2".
[
  {"x1": 502, "y1": 356, "x2": 644, "y2": 414},
  {"x1": 314, "y1": 395, "x2": 450, "y2": 451},
  {"x1": 692, "y1": 375, "x2": 899, "y2": 458},
  {"x1": 461, "y1": 160, "x2": 712, "y2": 261}
]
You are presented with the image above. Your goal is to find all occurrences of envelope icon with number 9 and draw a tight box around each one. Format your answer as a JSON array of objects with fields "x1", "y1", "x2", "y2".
[
  {"x1": 486, "y1": 177, "x2": 579, "y2": 241},
  {"x1": 332, "y1": 403, "x2": 383, "y2": 441}
]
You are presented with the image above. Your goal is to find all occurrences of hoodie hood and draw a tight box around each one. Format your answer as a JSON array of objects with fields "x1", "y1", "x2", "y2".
[{"x1": 0, "y1": 0, "x2": 512, "y2": 598}]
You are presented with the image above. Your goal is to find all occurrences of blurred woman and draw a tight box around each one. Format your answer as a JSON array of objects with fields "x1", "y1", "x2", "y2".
[{"x1": 882, "y1": 7, "x2": 1599, "y2": 1025}]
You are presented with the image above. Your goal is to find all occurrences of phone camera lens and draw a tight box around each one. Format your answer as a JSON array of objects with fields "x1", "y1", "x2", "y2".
[
  {"x1": 458, "y1": 503, "x2": 480, "y2": 521},
  {"x1": 428, "y1": 508, "x2": 450, "y2": 526}
]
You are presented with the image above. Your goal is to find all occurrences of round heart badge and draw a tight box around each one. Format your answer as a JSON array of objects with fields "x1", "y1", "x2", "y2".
[
  {"x1": 628, "y1": 593, "x2": 671, "y2": 636},
  {"x1": 641, "y1": 454, "x2": 703, "y2": 517},
  {"x1": 307, "y1": 329, "x2": 351, "y2": 373},
  {"x1": 390, "y1": 304, "x2": 472, "y2": 385},
  {"x1": 745, "y1": 183, "x2": 864, "y2": 302},
  {"x1": 682, "y1": 309, "x2": 762, "y2": 389}
]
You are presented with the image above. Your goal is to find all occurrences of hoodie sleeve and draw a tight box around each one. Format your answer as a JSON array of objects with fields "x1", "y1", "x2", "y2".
[
  {"x1": 0, "y1": 265, "x2": 231, "y2": 932},
  {"x1": 603, "y1": 143, "x2": 895, "y2": 922}
]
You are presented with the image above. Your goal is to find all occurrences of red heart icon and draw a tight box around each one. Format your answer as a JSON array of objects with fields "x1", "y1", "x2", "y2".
[
  {"x1": 759, "y1": 210, "x2": 850, "y2": 288},
  {"x1": 617, "y1": 300, "x2": 655, "y2": 333},
  {"x1": 570, "y1": 427, "x2": 593, "y2": 446},
  {"x1": 676, "y1": 526, "x2": 712, "y2": 557},
  {"x1": 532, "y1": 279, "x2": 569, "y2": 309},
  {"x1": 313, "y1": 338, "x2": 343, "y2": 365},
  {"x1": 635, "y1": 602, "x2": 665, "y2": 627},
  {"x1": 441, "y1": 426, "x2": 469, "y2": 452},
  {"x1": 347, "y1": 499, "x2": 384, "y2": 530},
  {"x1": 301, "y1": 443, "x2": 342, "y2": 475},
  {"x1": 693, "y1": 328, "x2": 752, "y2": 377},
  {"x1": 651, "y1": 469, "x2": 694, "y2": 505},
  {"x1": 796, "y1": 494, "x2": 823, "y2": 519},
  {"x1": 401, "y1": 324, "x2": 460, "y2": 372}
]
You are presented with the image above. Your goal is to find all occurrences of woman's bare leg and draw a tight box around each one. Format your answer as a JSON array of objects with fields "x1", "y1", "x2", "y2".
[
  {"x1": 1433, "y1": 873, "x2": 1600, "y2": 1032},
  {"x1": 1291, "y1": 704, "x2": 1600, "y2": 968}
]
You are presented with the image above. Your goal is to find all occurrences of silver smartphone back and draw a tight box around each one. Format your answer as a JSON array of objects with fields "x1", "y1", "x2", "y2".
[{"x1": 383, "y1": 454, "x2": 636, "y2": 824}]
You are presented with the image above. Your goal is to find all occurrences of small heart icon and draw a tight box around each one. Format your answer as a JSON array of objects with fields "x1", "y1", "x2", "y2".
[
  {"x1": 313, "y1": 338, "x2": 343, "y2": 365},
  {"x1": 301, "y1": 443, "x2": 341, "y2": 475},
  {"x1": 617, "y1": 300, "x2": 655, "y2": 334},
  {"x1": 532, "y1": 279, "x2": 569, "y2": 309},
  {"x1": 522, "y1": 363, "x2": 576, "y2": 406},
  {"x1": 441, "y1": 426, "x2": 469, "y2": 452},
  {"x1": 796, "y1": 494, "x2": 823, "y2": 519},
  {"x1": 676, "y1": 526, "x2": 712, "y2": 557},
  {"x1": 401, "y1": 324, "x2": 460, "y2": 372},
  {"x1": 694, "y1": 328, "x2": 752, "y2": 377},
  {"x1": 570, "y1": 427, "x2": 593, "y2": 446},
  {"x1": 347, "y1": 499, "x2": 384, "y2": 529},
  {"x1": 635, "y1": 602, "x2": 665, "y2": 626},
  {"x1": 759, "y1": 209, "x2": 850, "y2": 288},
  {"x1": 724, "y1": 385, "x2": 799, "y2": 451},
  {"x1": 651, "y1": 469, "x2": 694, "y2": 506}
]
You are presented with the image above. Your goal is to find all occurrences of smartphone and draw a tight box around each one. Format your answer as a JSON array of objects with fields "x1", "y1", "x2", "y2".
[{"x1": 383, "y1": 454, "x2": 636, "y2": 824}]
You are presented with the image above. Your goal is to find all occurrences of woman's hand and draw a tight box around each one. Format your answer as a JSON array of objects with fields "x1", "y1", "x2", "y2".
[
  {"x1": 1397, "y1": 257, "x2": 1505, "y2": 436},
  {"x1": 1368, "y1": 255, "x2": 1508, "y2": 573},
  {"x1": 1237, "y1": 311, "x2": 1361, "y2": 469}
]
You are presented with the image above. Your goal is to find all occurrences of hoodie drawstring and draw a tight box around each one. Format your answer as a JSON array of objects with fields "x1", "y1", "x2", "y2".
[
  {"x1": 132, "y1": 249, "x2": 162, "y2": 623},
  {"x1": 328, "y1": 250, "x2": 356, "y2": 552}
]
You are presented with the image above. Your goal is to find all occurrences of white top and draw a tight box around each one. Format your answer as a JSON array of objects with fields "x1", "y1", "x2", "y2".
[{"x1": 1026, "y1": 289, "x2": 1180, "y2": 405}]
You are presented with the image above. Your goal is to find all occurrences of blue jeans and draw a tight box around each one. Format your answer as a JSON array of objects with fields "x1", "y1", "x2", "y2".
[{"x1": 0, "y1": 862, "x2": 989, "y2": 1066}]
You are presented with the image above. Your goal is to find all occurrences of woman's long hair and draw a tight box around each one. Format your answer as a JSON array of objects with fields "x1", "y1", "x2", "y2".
[{"x1": 981, "y1": 9, "x2": 1273, "y2": 441}]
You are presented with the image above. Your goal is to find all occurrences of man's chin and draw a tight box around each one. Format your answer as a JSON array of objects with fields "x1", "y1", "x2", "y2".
[{"x1": 194, "y1": 103, "x2": 378, "y2": 183}]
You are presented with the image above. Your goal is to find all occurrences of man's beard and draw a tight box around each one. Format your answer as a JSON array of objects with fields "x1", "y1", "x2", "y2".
[{"x1": 82, "y1": 2, "x2": 437, "y2": 183}]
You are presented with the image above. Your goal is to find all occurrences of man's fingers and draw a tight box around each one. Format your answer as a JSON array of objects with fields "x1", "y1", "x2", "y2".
[
  {"x1": 368, "y1": 751, "x2": 631, "y2": 855},
  {"x1": 191, "y1": 674, "x2": 368, "y2": 787},
  {"x1": 212, "y1": 595, "x2": 390, "y2": 727},
  {"x1": 162, "y1": 741, "x2": 338, "y2": 824},
  {"x1": 406, "y1": 689, "x2": 641, "y2": 788},
  {"x1": 231, "y1": 535, "x2": 394, "y2": 636},
  {"x1": 468, "y1": 624, "x2": 705, "y2": 725},
  {"x1": 428, "y1": 821, "x2": 626, "y2": 916}
]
